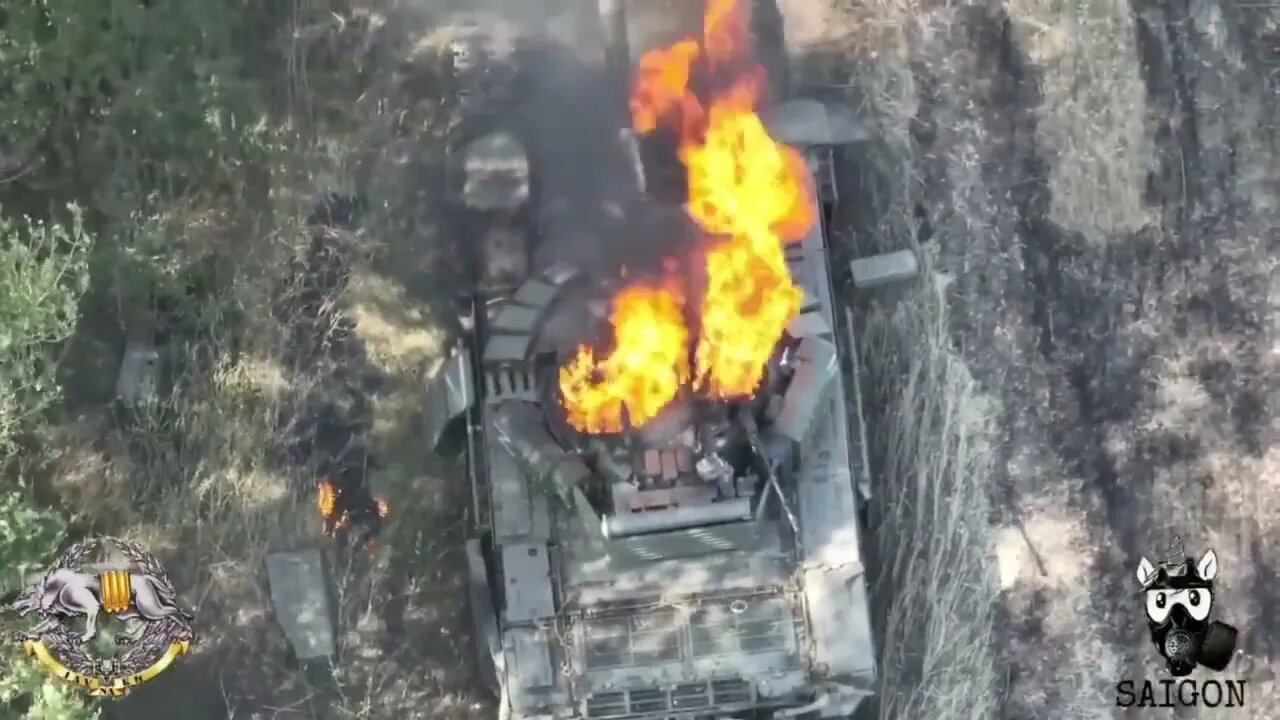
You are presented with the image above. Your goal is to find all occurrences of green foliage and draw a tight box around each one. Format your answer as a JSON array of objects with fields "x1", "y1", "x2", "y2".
[
  {"x1": 0, "y1": 225, "x2": 92, "y2": 715},
  {"x1": 0, "y1": 0, "x2": 280, "y2": 211},
  {"x1": 0, "y1": 491, "x2": 67, "y2": 595},
  {"x1": 0, "y1": 490, "x2": 96, "y2": 720},
  {"x1": 0, "y1": 207, "x2": 94, "y2": 452},
  {"x1": 0, "y1": 0, "x2": 352, "y2": 716},
  {"x1": 0, "y1": 107, "x2": 96, "y2": 720},
  {"x1": 0, "y1": 656, "x2": 98, "y2": 720}
]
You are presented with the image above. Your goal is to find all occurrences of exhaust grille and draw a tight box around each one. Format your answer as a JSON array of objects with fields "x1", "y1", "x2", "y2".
[
  {"x1": 583, "y1": 678, "x2": 754, "y2": 719},
  {"x1": 711, "y1": 678, "x2": 753, "y2": 705}
]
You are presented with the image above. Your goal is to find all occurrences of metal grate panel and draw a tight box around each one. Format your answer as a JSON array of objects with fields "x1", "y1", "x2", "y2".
[
  {"x1": 629, "y1": 688, "x2": 665, "y2": 714},
  {"x1": 580, "y1": 590, "x2": 800, "y2": 673},
  {"x1": 582, "y1": 678, "x2": 754, "y2": 719},
  {"x1": 583, "y1": 609, "x2": 682, "y2": 670},
  {"x1": 670, "y1": 682, "x2": 710, "y2": 709},
  {"x1": 689, "y1": 595, "x2": 792, "y2": 658},
  {"x1": 585, "y1": 692, "x2": 627, "y2": 718},
  {"x1": 711, "y1": 678, "x2": 753, "y2": 705}
]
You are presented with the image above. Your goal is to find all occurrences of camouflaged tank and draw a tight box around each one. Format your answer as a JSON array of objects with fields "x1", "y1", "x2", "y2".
[{"x1": 426, "y1": 82, "x2": 918, "y2": 719}]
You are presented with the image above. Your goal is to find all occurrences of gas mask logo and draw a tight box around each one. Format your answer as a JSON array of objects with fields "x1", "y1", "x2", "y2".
[{"x1": 1136, "y1": 539, "x2": 1239, "y2": 676}]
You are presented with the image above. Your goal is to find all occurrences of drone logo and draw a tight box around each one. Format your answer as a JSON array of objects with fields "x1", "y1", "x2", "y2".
[
  {"x1": 6, "y1": 537, "x2": 196, "y2": 697},
  {"x1": 1136, "y1": 538, "x2": 1238, "y2": 676}
]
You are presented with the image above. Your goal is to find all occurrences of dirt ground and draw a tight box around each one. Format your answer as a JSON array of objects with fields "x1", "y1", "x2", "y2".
[
  {"x1": 23, "y1": 0, "x2": 1276, "y2": 718},
  {"x1": 794, "y1": 0, "x2": 1278, "y2": 718}
]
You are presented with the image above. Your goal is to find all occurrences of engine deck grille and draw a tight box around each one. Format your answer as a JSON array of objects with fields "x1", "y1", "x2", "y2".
[
  {"x1": 689, "y1": 594, "x2": 791, "y2": 657},
  {"x1": 584, "y1": 678, "x2": 754, "y2": 719},
  {"x1": 580, "y1": 591, "x2": 797, "y2": 672},
  {"x1": 583, "y1": 608, "x2": 683, "y2": 670}
]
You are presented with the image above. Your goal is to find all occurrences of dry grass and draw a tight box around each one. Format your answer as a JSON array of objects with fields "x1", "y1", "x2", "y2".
[
  {"x1": 1004, "y1": 0, "x2": 1152, "y2": 238},
  {"x1": 792, "y1": 4, "x2": 1007, "y2": 718},
  {"x1": 40, "y1": 207, "x2": 332, "y2": 707},
  {"x1": 1133, "y1": 293, "x2": 1280, "y2": 686},
  {"x1": 326, "y1": 255, "x2": 482, "y2": 720},
  {"x1": 13, "y1": 1, "x2": 495, "y2": 717},
  {"x1": 346, "y1": 271, "x2": 447, "y2": 378},
  {"x1": 820, "y1": 0, "x2": 1151, "y2": 239},
  {"x1": 839, "y1": 1, "x2": 1276, "y2": 718},
  {"x1": 816, "y1": 0, "x2": 1170, "y2": 716},
  {"x1": 857, "y1": 268, "x2": 1002, "y2": 720},
  {"x1": 994, "y1": 479, "x2": 1129, "y2": 717},
  {"x1": 42, "y1": 215, "x2": 331, "y2": 715}
]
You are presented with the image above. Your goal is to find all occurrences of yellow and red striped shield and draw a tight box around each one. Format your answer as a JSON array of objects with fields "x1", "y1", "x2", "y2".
[{"x1": 99, "y1": 571, "x2": 132, "y2": 614}]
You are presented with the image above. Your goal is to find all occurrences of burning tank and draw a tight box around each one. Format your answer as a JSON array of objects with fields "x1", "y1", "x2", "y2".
[{"x1": 425, "y1": 1, "x2": 915, "y2": 718}]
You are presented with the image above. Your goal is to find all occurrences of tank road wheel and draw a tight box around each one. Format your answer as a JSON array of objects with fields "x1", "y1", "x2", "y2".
[{"x1": 1198, "y1": 621, "x2": 1238, "y2": 671}]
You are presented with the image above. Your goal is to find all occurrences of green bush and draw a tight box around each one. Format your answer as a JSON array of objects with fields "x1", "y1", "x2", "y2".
[
  {"x1": 0, "y1": 207, "x2": 93, "y2": 452},
  {"x1": 0, "y1": 0, "x2": 278, "y2": 211},
  {"x1": 0, "y1": 1, "x2": 346, "y2": 717},
  {"x1": 0, "y1": 491, "x2": 67, "y2": 596},
  {"x1": 0, "y1": 491, "x2": 96, "y2": 720},
  {"x1": 0, "y1": 657, "x2": 98, "y2": 720},
  {"x1": 0, "y1": 205, "x2": 97, "y2": 719},
  {"x1": 2, "y1": 0, "x2": 301, "y2": 377}
]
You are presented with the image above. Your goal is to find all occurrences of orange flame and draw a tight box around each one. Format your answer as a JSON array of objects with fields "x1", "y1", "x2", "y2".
[
  {"x1": 685, "y1": 74, "x2": 812, "y2": 397},
  {"x1": 558, "y1": 0, "x2": 814, "y2": 429},
  {"x1": 318, "y1": 478, "x2": 339, "y2": 520},
  {"x1": 318, "y1": 478, "x2": 389, "y2": 538},
  {"x1": 559, "y1": 281, "x2": 690, "y2": 434},
  {"x1": 629, "y1": 39, "x2": 702, "y2": 135},
  {"x1": 703, "y1": 0, "x2": 751, "y2": 67}
]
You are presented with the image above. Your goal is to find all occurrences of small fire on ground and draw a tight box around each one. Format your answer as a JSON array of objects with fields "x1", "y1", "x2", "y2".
[
  {"x1": 317, "y1": 477, "x2": 390, "y2": 536},
  {"x1": 557, "y1": 0, "x2": 815, "y2": 435}
]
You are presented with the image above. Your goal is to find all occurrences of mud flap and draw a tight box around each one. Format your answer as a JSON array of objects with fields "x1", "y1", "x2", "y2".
[
  {"x1": 466, "y1": 538, "x2": 504, "y2": 692},
  {"x1": 424, "y1": 348, "x2": 474, "y2": 456}
]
